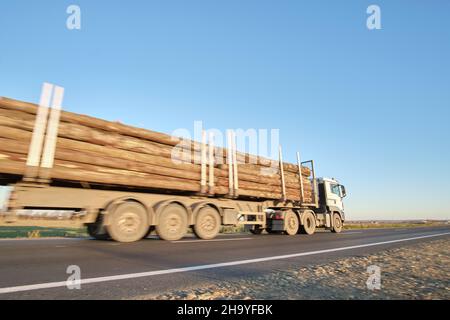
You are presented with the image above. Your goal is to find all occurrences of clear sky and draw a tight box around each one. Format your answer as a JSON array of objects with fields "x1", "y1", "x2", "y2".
[{"x1": 0, "y1": 0, "x2": 449, "y2": 220}]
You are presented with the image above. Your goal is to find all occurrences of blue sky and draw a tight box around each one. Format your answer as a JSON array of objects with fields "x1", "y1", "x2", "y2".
[{"x1": 0, "y1": 0, "x2": 449, "y2": 220}]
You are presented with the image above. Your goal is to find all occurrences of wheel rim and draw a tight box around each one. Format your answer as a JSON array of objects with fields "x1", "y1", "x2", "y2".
[
  {"x1": 303, "y1": 213, "x2": 316, "y2": 234},
  {"x1": 157, "y1": 204, "x2": 188, "y2": 241},
  {"x1": 285, "y1": 212, "x2": 299, "y2": 235},
  {"x1": 334, "y1": 215, "x2": 342, "y2": 231},
  {"x1": 200, "y1": 214, "x2": 216, "y2": 232},
  {"x1": 165, "y1": 213, "x2": 183, "y2": 234},
  {"x1": 107, "y1": 202, "x2": 148, "y2": 242},
  {"x1": 194, "y1": 207, "x2": 220, "y2": 240},
  {"x1": 117, "y1": 212, "x2": 141, "y2": 235}
]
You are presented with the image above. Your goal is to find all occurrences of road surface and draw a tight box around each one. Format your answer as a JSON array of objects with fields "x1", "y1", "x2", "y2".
[{"x1": 0, "y1": 226, "x2": 448, "y2": 299}]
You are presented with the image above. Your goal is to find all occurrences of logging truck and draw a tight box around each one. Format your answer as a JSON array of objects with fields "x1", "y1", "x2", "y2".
[{"x1": 0, "y1": 92, "x2": 347, "y2": 242}]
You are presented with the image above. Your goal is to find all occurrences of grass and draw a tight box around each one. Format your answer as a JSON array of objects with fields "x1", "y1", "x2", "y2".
[
  {"x1": 0, "y1": 226, "x2": 89, "y2": 239},
  {"x1": 343, "y1": 222, "x2": 447, "y2": 230}
]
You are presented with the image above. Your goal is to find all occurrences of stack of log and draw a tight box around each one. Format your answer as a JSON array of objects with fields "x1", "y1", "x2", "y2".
[{"x1": 0, "y1": 97, "x2": 314, "y2": 203}]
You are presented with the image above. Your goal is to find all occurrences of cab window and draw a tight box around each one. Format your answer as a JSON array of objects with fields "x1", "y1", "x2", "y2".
[{"x1": 330, "y1": 184, "x2": 340, "y2": 196}]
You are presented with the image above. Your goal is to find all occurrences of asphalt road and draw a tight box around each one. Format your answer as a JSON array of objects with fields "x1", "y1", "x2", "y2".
[{"x1": 0, "y1": 226, "x2": 448, "y2": 300}]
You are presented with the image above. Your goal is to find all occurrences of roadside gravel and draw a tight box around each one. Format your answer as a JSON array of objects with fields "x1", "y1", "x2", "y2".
[{"x1": 135, "y1": 238, "x2": 450, "y2": 300}]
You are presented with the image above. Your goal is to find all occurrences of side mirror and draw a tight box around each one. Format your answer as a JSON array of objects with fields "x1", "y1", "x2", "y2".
[{"x1": 339, "y1": 185, "x2": 347, "y2": 198}]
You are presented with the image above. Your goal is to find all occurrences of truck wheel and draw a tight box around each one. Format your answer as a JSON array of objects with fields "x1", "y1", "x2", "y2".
[
  {"x1": 300, "y1": 211, "x2": 316, "y2": 235},
  {"x1": 250, "y1": 227, "x2": 263, "y2": 235},
  {"x1": 331, "y1": 213, "x2": 343, "y2": 233},
  {"x1": 193, "y1": 206, "x2": 221, "y2": 240},
  {"x1": 106, "y1": 202, "x2": 149, "y2": 243},
  {"x1": 156, "y1": 204, "x2": 188, "y2": 241},
  {"x1": 284, "y1": 211, "x2": 299, "y2": 235},
  {"x1": 143, "y1": 226, "x2": 155, "y2": 239},
  {"x1": 87, "y1": 222, "x2": 109, "y2": 240}
]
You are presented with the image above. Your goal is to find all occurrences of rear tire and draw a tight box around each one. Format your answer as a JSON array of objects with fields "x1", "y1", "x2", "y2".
[
  {"x1": 300, "y1": 211, "x2": 316, "y2": 235},
  {"x1": 284, "y1": 211, "x2": 299, "y2": 235},
  {"x1": 331, "y1": 213, "x2": 343, "y2": 233},
  {"x1": 106, "y1": 202, "x2": 149, "y2": 243},
  {"x1": 142, "y1": 226, "x2": 155, "y2": 239},
  {"x1": 250, "y1": 227, "x2": 263, "y2": 235},
  {"x1": 87, "y1": 214, "x2": 110, "y2": 240},
  {"x1": 87, "y1": 222, "x2": 110, "y2": 240},
  {"x1": 193, "y1": 206, "x2": 221, "y2": 240},
  {"x1": 156, "y1": 204, "x2": 188, "y2": 241}
]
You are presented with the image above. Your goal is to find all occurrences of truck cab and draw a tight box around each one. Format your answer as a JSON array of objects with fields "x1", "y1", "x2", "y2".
[{"x1": 316, "y1": 177, "x2": 347, "y2": 222}]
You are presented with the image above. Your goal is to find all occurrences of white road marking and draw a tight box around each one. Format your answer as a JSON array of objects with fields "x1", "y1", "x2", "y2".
[
  {"x1": 341, "y1": 231, "x2": 363, "y2": 235},
  {"x1": 172, "y1": 237, "x2": 253, "y2": 243},
  {"x1": 0, "y1": 231, "x2": 448, "y2": 295}
]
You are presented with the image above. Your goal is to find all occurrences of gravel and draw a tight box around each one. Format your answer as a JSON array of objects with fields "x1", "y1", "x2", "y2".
[{"x1": 134, "y1": 238, "x2": 450, "y2": 300}]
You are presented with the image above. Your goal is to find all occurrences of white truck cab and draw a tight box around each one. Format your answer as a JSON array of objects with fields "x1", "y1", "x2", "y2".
[{"x1": 317, "y1": 177, "x2": 347, "y2": 220}]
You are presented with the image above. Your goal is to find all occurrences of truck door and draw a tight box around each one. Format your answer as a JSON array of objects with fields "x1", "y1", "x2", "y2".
[{"x1": 326, "y1": 182, "x2": 344, "y2": 212}]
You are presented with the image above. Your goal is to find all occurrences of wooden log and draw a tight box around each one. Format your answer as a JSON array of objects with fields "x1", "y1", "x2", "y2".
[
  {"x1": 214, "y1": 165, "x2": 311, "y2": 186},
  {"x1": 216, "y1": 176, "x2": 312, "y2": 193},
  {"x1": 52, "y1": 160, "x2": 202, "y2": 192},
  {"x1": 0, "y1": 125, "x2": 32, "y2": 142},
  {"x1": 0, "y1": 156, "x2": 27, "y2": 176},
  {"x1": 54, "y1": 147, "x2": 201, "y2": 182},
  {"x1": 0, "y1": 137, "x2": 29, "y2": 155},
  {"x1": 0, "y1": 114, "x2": 35, "y2": 131},
  {"x1": 219, "y1": 164, "x2": 311, "y2": 178},
  {"x1": 57, "y1": 137, "x2": 204, "y2": 173}
]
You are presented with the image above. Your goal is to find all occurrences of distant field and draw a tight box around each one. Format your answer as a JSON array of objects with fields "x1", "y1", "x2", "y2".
[{"x1": 344, "y1": 221, "x2": 448, "y2": 230}]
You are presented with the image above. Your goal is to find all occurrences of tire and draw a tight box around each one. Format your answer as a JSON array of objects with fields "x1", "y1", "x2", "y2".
[
  {"x1": 156, "y1": 204, "x2": 188, "y2": 241},
  {"x1": 284, "y1": 211, "x2": 299, "y2": 235},
  {"x1": 250, "y1": 227, "x2": 263, "y2": 235},
  {"x1": 300, "y1": 211, "x2": 316, "y2": 235},
  {"x1": 87, "y1": 222, "x2": 110, "y2": 240},
  {"x1": 331, "y1": 213, "x2": 343, "y2": 233},
  {"x1": 193, "y1": 206, "x2": 221, "y2": 240},
  {"x1": 106, "y1": 202, "x2": 149, "y2": 243},
  {"x1": 143, "y1": 226, "x2": 155, "y2": 239}
]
